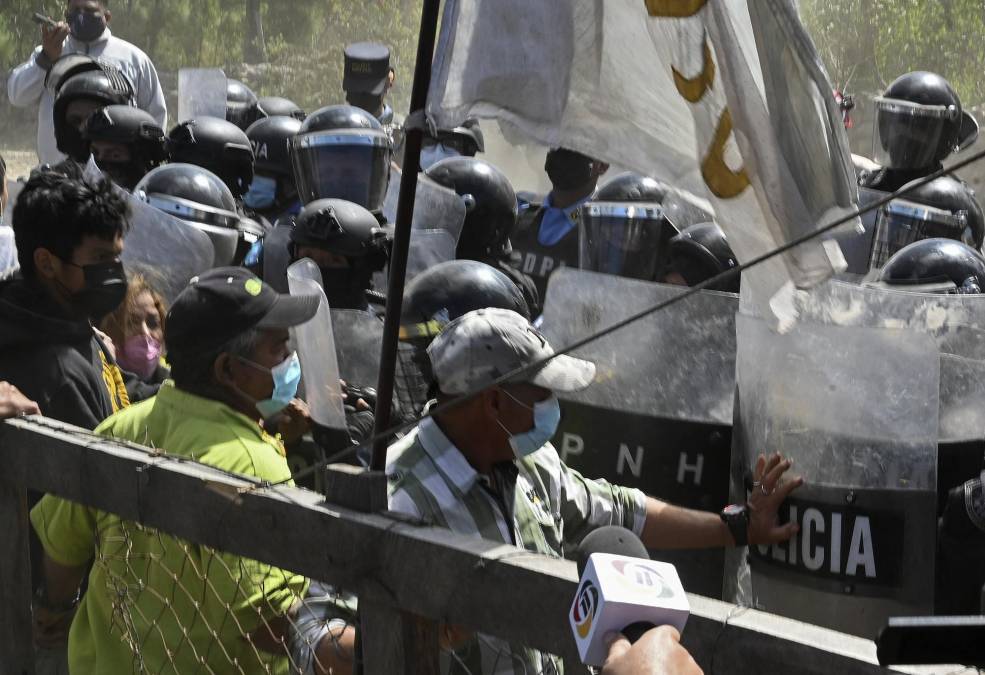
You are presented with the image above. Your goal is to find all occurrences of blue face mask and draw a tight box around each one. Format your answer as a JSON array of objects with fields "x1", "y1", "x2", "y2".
[
  {"x1": 496, "y1": 391, "x2": 561, "y2": 458},
  {"x1": 237, "y1": 351, "x2": 302, "y2": 419},
  {"x1": 420, "y1": 143, "x2": 461, "y2": 170},
  {"x1": 244, "y1": 175, "x2": 278, "y2": 210}
]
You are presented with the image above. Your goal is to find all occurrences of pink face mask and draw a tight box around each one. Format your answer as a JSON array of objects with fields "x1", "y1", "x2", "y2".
[{"x1": 118, "y1": 334, "x2": 162, "y2": 380}]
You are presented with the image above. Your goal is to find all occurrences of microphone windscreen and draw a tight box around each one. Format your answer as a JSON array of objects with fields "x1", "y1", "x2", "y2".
[{"x1": 575, "y1": 525, "x2": 650, "y2": 576}]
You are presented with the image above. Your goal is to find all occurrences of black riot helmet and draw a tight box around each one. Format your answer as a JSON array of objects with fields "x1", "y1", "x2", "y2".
[
  {"x1": 596, "y1": 172, "x2": 669, "y2": 203},
  {"x1": 396, "y1": 260, "x2": 531, "y2": 413},
  {"x1": 84, "y1": 105, "x2": 166, "y2": 189},
  {"x1": 167, "y1": 116, "x2": 255, "y2": 198},
  {"x1": 877, "y1": 238, "x2": 985, "y2": 294},
  {"x1": 53, "y1": 69, "x2": 135, "y2": 162},
  {"x1": 869, "y1": 175, "x2": 985, "y2": 269},
  {"x1": 290, "y1": 198, "x2": 391, "y2": 310},
  {"x1": 244, "y1": 116, "x2": 303, "y2": 213},
  {"x1": 258, "y1": 96, "x2": 306, "y2": 121},
  {"x1": 135, "y1": 163, "x2": 244, "y2": 267},
  {"x1": 421, "y1": 117, "x2": 485, "y2": 163},
  {"x1": 289, "y1": 104, "x2": 391, "y2": 214},
  {"x1": 873, "y1": 72, "x2": 974, "y2": 170},
  {"x1": 661, "y1": 222, "x2": 740, "y2": 292},
  {"x1": 225, "y1": 78, "x2": 261, "y2": 131},
  {"x1": 425, "y1": 157, "x2": 517, "y2": 261}
]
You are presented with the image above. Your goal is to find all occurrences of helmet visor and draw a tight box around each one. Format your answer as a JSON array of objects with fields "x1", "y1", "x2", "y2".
[
  {"x1": 872, "y1": 97, "x2": 959, "y2": 169},
  {"x1": 290, "y1": 131, "x2": 390, "y2": 213},
  {"x1": 870, "y1": 198, "x2": 970, "y2": 269},
  {"x1": 578, "y1": 202, "x2": 675, "y2": 281}
]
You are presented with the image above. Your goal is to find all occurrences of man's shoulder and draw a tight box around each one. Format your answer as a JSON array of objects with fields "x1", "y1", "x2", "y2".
[{"x1": 385, "y1": 428, "x2": 427, "y2": 486}]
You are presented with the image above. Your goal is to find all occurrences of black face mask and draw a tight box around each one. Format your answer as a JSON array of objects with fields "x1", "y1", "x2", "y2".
[
  {"x1": 73, "y1": 260, "x2": 128, "y2": 321},
  {"x1": 59, "y1": 126, "x2": 91, "y2": 164},
  {"x1": 67, "y1": 10, "x2": 107, "y2": 43},
  {"x1": 98, "y1": 160, "x2": 144, "y2": 191},
  {"x1": 320, "y1": 267, "x2": 371, "y2": 311}
]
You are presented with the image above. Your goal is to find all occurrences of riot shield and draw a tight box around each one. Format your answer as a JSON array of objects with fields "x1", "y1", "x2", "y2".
[
  {"x1": 121, "y1": 193, "x2": 216, "y2": 303},
  {"x1": 260, "y1": 223, "x2": 294, "y2": 293},
  {"x1": 377, "y1": 228, "x2": 458, "y2": 290},
  {"x1": 831, "y1": 186, "x2": 881, "y2": 276},
  {"x1": 541, "y1": 268, "x2": 738, "y2": 597},
  {"x1": 578, "y1": 202, "x2": 675, "y2": 281},
  {"x1": 869, "y1": 199, "x2": 971, "y2": 270},
  {"x1": 381, "y1": 167, "x2": 467, "y2": 243},
  {"x1": 331, "y1": 309, "x2": 383, "y2": 390},
  {"x1": 0, "y1": 226, "x2": 16, "y2": 279},
  {"x1": 177, "y1": 69, "x2": 228, "y2": 123},
  {"x1": 735, "y1": 297, "x2": 941, "y2": 639}
]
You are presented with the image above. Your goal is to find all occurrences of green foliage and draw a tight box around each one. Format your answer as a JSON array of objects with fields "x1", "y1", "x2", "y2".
[
  {"x1": 800, "y1": 0, "x2": 985, "y2": 105},
  {"x1": 0, "y1": 0, "x2": 423, "y2": 150}
]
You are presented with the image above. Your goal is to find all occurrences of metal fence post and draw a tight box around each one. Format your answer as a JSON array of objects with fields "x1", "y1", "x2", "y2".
[{"x1": 0, "y1": 481, "x2": 36, "y2": 675}]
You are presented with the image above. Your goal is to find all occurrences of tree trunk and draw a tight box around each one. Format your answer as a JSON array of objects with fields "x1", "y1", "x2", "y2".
[{"x1": 245, "y1": 0, "x2": 267, "y2": 64}]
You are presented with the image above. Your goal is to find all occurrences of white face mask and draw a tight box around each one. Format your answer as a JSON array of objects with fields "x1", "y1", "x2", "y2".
[{"x1": 420, "y1": 143, "x2": 462, "y2": 170}]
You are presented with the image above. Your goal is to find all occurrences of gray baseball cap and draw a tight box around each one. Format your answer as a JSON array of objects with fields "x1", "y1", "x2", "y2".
[{"x1": 427, "y1": 308, "x2": 596, "y2": 395}]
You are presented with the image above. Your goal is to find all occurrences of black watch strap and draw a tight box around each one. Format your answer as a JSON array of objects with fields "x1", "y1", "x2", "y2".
[{"x1": 720, "y1": 504, "x2": 749, "y2": 547}]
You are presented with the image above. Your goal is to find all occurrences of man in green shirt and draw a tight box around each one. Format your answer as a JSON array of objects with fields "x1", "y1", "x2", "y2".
[
  {"x1": 31, "y1": 267, "x2": 321, "y2": 674},
  {"x1": 387, "y1": 308, "x2": 802, "y2": 674}
]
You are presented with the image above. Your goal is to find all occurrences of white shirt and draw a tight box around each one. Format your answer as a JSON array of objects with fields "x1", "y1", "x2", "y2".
[{"x1": 7, "y1": 27, "x2": 167, "y2": 166}]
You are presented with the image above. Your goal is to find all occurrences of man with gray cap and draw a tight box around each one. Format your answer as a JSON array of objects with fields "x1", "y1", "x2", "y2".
[{"x1": 387, "y1": 308, "x2": 801, "y2": 674}]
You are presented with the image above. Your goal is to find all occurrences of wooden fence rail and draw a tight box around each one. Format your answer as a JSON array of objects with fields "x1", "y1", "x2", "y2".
[{"x1": 0, "y1": 417, "x2": 928, "y2": 674}]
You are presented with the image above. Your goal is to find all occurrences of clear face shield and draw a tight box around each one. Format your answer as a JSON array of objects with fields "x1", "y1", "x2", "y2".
[
  {"x1": 872, "y1": 96, "x2": 959, "y2": 169},
  {"x1": 578, "y1": 202, "x2": 676, "y2": 281},
  {"x1": 290, "y1": 130, "x2": 391, "y2": 213},
  {"x1": 869, "y1": 198, "x2": 971, "y2": 269},
  {"x1": 142, "y1": 193, "x2": 243, "y2": 267}
]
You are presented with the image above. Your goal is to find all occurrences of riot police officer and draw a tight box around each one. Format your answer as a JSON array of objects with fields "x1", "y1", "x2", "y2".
[
  {"x1": 865, "y1": 71, "x2": 978, "y2": 193},
  {"x1": 424, "y1": 156, "x2": 540, "y2": 314},
  {"x1": 135, "y1": 163, "x2": 249, "y2": 267},
  {"x1": 868, "y1": 174, "x2": 985, "y2": 269},
  {"x1": 596, "y1": 171, "x2": 669, "y2": 203},
  {"x1": 289, "y1": 104, "x2": 391, "y2": 222},
  {"x1": 659, "y1": 222, "x2": 740, "y2": 293},
  {"x1": 166, "y1": 116, "x2": 256, "y2": 201},
  {"x1": 84, "y1": 105, "x2": 166, "y2": 190},
  {"x1": 226, "y1": 78, "x2": 262, "y2": 131},
  {"x1": 342, "y1": 42, "x2": 404, "y2": 152},
  {"x1": 875, "y1": 237, "x2": 985, "y2": 294},
  {"x1": 257, "y1": 96, "x2": 306, "y2": 121},
  {"x1": 244, "y1": 115, "x2": 303, "y2": 225},
  {"x1": 52, "y1": 66, "x2": 134, "y2": 163},
  {"x1": 510, "y1": 147, "x2": 609, "y2": 300},
  {"x1": 420, "y1": 117, "x2": 484, "y2": 170},
  {"x1": 249, "y1": 198, "x2": 389, "y2": 309},
  {"x1": 396, "y1": 259, "x2": 531, "y2": 414}
]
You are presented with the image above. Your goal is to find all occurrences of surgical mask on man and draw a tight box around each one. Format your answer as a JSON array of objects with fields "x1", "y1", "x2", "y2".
[
  {"x1": 420, "y1": 143, "x2": 461, "y2": 170},
  {"x1": 68, "y1": 10, "x2": 107, "y2": 43},
  {"x1": 244, "y1": 175, "x2": 278, "y2": 210},
  {"x1": 496, "y1": 390, "x2": 562, "y2": 458},
  {"x1": 235, "y1": 351, "x2": 302, "y2": 419}
]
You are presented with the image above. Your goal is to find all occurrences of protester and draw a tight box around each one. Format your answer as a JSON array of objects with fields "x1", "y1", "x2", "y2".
[
  {"x1": 387, "y1": 308, "x2": 801, "y2": 673},
  {"x1": 99, "y1": 272, "x2": 169, "y2": 383},
  {"x1": 0, "y1": 381, "x2": 41, "y2": 418},
  {"x1": 602, "y1": 627, "x2": 703, "y2": 675},
  {"x1": 0, "y1": 169, "x2": 155, "y2": 430},
  {"x1": 30, "y1": 267, "x2": 327, "y2": 673},
  {"x1": 510, "y1": 148, "x2": 609, "y2": 299},
  {"x1": 7, "y1": 0, "x2": 167, "y2": 165}
]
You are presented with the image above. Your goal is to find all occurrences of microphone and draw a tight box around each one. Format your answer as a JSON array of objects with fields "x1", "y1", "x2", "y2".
[{"x1": 569, "y1": 526, "x2": 690, "y2": 667}]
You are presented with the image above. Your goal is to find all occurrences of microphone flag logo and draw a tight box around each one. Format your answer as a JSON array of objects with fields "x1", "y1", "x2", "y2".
[{"x1": 571, "y1": 579, "x2": 600, "y2": 638}]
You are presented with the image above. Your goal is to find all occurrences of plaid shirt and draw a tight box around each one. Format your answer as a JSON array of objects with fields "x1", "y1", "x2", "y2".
[{"x1": 387, "y1": 417, "x2": 647, "y2": 675}]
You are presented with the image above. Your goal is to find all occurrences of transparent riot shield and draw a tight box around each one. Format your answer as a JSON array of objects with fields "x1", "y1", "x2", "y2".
[
  {"x1": 406, "y1": 229, "x2": 457, "y2": 282},
  {"x1": 260, "y1": 224, "x2": 294, "y2": 293},
  {"x1": 177, "y1": 69, "x2": 228, "y2": 123},
  {"x1": 541, "y1": 268, "x2": 738, "y2": 597},
  {"x1": 735, "y1": 299, "x2": 940, "y2": 639},
  {"x1": 331, "y1": 309, "x2": 383, "y2": 390},
  {"x1": 121, "y1": 194, "x2": 216, "y2": 303},
  {"x1": 831, "y1": 186, "x2": 882, "y2": 276},
  {"x1": 579, "y1": 202, "x2": 675, "y2": 281},
  {"x1": 0, "y1": 227, "x2": 15, "y2": 279},
  {"x1": 382, "y1": 168, "x2": 467, "y2": 243}
]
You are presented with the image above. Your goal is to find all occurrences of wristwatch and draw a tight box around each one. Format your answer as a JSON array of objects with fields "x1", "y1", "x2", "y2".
[{"x1": 720, "y1": 503, "x2": 750, "y2": 547}]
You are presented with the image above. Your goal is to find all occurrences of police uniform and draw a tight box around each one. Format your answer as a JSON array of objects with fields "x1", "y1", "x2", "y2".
[{"x1": 509, "y1": 194, "x2": 590, "y2": 302}]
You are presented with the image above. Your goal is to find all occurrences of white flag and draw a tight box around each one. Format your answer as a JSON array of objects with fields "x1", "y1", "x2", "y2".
[{"x1": 428, "y1": 0, "x2": 859, "y2": 310}]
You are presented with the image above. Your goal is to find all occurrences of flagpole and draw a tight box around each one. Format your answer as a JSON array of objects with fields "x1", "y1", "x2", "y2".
[{"x1": 370, "y1": 0, "x2": 443, "y2": 471}]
